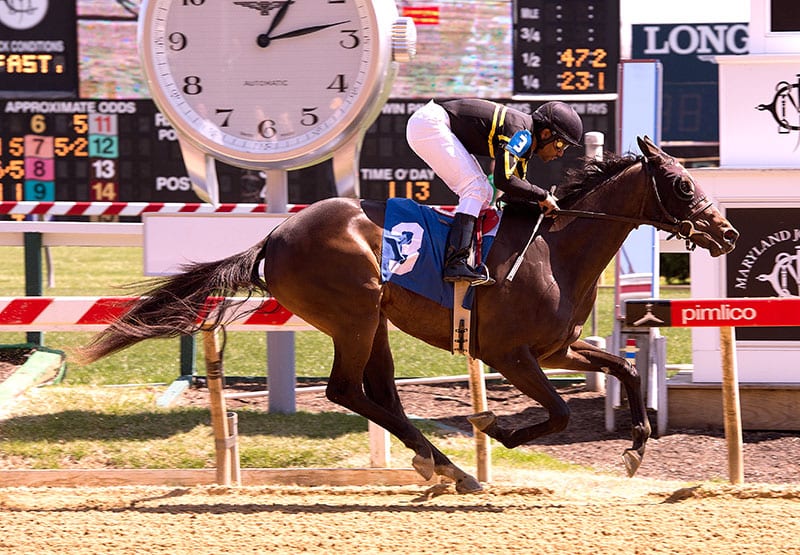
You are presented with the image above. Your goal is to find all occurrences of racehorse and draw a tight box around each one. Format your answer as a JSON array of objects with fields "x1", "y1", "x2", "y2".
[{"x1": 79, "y1": 136, "x2": 738, "y2": 492}]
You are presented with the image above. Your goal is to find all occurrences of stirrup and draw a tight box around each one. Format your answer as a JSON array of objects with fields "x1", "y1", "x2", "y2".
[
  {"x1": 443, "y1": 262, "x2": 495, "y2": 286},
  {"x1": 469, "y1": 264, "x2": 495, "y2": 286}
]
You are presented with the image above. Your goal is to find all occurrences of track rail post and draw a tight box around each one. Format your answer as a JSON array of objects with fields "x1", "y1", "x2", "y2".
[
  {"x1": 23, "y1": 232, "x2": 43, "y2": 345},
  {"x1": 467, "y1": 356, "x2": 491, "y2": 483},
  {"x1": 202, "y1": 327, "x2": 237, "y2": 485},
  {"x1": 453, "y1": 281, "x2": 492, "y2": 482}
]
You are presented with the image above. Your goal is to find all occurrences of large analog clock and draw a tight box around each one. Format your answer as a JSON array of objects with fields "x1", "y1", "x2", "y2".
[{"x1": 138, "y1": 0, "x2": 415, "y2": 203}]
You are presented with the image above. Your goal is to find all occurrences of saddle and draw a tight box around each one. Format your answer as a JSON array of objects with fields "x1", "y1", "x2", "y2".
[{"x1": 380, "y1": 199, "x2": 502, "y2": 355}]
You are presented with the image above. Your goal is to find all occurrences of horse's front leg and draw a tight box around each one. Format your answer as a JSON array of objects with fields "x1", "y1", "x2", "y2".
[
  {"x1": 542, "y1": 339, "x2": 652, "y2": 476},
  {"x1": 469, "y1": 346, "x2": 570, "y2": 448}
]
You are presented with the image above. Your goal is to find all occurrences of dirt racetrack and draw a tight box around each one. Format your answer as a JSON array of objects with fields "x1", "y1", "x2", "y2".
[
  {"x1": 1, "y1": 476, "x2": 799, "y2": 554},
  {"x1": 2, "y1": 364, "x2": 800, "y2": 553}
]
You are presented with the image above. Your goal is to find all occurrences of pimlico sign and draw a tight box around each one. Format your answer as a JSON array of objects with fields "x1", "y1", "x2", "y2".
[{"x1": 624, "y1": 298, "x2": 800, "y2": 329}]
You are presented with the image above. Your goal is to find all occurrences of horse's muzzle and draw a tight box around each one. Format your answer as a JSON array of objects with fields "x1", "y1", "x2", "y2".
[
  {"x1": 690, "y1": 205, "x2": 739, "y2": 257},
  {"x1": 723, "y1": 227, "x2": 740, "y2": 249},
  {"x1": 704, "y1": 223, "x2": 738, "y2": 257}
]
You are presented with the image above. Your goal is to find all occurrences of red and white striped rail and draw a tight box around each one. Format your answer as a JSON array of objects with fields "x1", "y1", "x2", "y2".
[
  {"x1": 0, "y1": 296, "x2": 313, "y2": 332},
  {"x1": 0, "y1": 201, "x2": 308, "y2": 217}
]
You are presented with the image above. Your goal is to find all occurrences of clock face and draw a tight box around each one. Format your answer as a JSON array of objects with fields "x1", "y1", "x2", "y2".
[{"x1": 141, "y1": 0, "x2": 388, "y2": 168}]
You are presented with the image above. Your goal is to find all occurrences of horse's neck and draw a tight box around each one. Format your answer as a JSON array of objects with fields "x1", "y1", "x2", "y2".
[
  {"x1": 546, "y1": 217, "x2": 634, "y2": 286},
  {"x1": 545, "y1": 164, "x2": 646, "y2": 286}
]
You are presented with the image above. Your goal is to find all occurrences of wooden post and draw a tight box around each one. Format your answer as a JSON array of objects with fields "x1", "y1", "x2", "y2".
[
  {"x1": 453, "y1": 281, "x2": 492, "y2": 481},
  {"x1": 368, "y1": 421, "x2": 390, "y2": 468},
  {"x1": 467, "y1": 356, "x2": 491, "y2": 483},
  {"x1": 719, "y1": 326, "x2": 744, "y2": 484},
  {"x1": 203, "y1": 328, "x2": 232, "y2": 485}
]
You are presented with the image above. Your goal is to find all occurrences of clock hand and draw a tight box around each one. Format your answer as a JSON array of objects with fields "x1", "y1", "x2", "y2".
[
  {"x1": 257, "y1": 20, "x2": 350, "y2": 47},
  {"x1": 256, "y1": 0, "x2": 294, "y2": 47}
]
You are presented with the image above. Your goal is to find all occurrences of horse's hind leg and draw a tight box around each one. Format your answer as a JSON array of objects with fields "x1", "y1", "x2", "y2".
[{"x1": 362, "y1": 317, "x2": 481, "y2": 493}]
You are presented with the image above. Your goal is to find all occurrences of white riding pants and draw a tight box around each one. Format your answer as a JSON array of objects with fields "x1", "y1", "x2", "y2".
[{"x1": 406, "y1": 100, "x2": 493, "y2": 217}]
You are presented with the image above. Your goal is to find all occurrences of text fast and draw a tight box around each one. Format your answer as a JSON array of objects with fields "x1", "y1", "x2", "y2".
[{"x1": 0, "y1": 54, "x2": 60, "y2": 74}]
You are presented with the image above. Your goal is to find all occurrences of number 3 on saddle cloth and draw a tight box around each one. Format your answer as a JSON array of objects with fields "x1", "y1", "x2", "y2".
[{"x1": 380, "y1": 198, "x2": 501, "y2": 309}]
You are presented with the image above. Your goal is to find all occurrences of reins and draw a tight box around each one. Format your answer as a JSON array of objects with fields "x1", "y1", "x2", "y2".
[{"x1": 554, "y1": 208, "x2": 652, "y2": 227}]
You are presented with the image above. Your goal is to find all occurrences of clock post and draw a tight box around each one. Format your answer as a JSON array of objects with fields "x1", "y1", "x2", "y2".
[{"x1": 264, "y1": 169, "x2": 295, "y2": 413}]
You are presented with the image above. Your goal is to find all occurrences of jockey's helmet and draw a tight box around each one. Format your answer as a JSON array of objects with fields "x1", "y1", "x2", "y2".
[{"x1": 533, "y1": 101, "x2": 583, "y2": 146}]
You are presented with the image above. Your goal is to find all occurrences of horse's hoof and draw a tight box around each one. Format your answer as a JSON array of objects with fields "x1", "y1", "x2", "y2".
[
  {"x1": 622, "y1": 448, "x2": 644, "y2": 477},
  {"x1": 455, "y1": 475, "x2": 483, "y2": 494},
  {"x1": 412, "y1": 453, "x2": 435, "y2": 480},
  {"x1": 467, "y1": 410, "x2": 497, "y2": 432},
  {"x1": 434, "y1": 464, "x2": 482, "y2": 494}
]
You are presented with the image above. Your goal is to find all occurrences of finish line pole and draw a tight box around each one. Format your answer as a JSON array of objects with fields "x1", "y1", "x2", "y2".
[{"x1": 719, "y1": 326, "x2": 744, "y2": 484}]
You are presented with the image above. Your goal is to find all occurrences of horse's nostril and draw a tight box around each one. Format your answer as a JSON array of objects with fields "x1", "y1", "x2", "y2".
[{"x1": 724, "y1": 228, "x2": 739, "y2": 244}]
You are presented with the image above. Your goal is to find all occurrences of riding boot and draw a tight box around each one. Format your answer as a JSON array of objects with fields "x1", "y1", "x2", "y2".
[{"x1": 443, "y1": 213, "x2": 495, "y2": 286}]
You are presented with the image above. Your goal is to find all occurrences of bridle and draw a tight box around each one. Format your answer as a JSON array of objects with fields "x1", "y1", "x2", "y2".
[{"x1": 554, "y1": 158, "x2": 713, "y2": 251}]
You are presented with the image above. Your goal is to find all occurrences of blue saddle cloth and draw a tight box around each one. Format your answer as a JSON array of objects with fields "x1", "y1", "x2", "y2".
[{"x1": 380, "y1": 198, "x2": 498, "y2": 309}]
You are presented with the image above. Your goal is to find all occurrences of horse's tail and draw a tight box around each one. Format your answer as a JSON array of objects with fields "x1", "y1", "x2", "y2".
[{"x1": 77, "y1": 238, "x2": 270, "y2": 364}]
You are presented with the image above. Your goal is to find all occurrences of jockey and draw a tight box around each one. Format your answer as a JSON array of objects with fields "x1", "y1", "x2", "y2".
[{"x1": 406, "y1": 99, "x2": 583, "y2": 286}]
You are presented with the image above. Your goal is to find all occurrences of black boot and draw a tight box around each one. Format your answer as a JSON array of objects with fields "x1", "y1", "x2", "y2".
[{"x1": 443, "y1": 213, "x2": 495, "y2": 286}]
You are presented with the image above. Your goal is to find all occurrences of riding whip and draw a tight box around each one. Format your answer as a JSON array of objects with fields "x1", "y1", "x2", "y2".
[{"x1": 506, "y1": 186, "x2": 555, "y2": 282}]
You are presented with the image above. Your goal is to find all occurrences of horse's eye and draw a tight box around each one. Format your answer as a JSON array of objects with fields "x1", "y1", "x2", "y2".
[{"x1": 675, "y1": 178, "x2": 694, "y2": 201}]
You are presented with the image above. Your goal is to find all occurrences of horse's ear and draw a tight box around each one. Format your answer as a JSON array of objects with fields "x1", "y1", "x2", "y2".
[{"x1": 637, "y1": 135, "x2": 657, "y2": 158}]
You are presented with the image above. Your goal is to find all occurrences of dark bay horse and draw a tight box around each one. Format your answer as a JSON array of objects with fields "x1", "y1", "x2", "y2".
[{"x1": 79, "y1": 136, "x2": 738, "y2": 492}]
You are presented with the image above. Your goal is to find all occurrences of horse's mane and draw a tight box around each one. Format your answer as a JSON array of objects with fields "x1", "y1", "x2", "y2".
[
  {"x1": 497, "y1": 150, "x2": 641, "y2": 216},
  {"x1": 556, "y1": 151, "x2": 641, "y2": 208}
]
